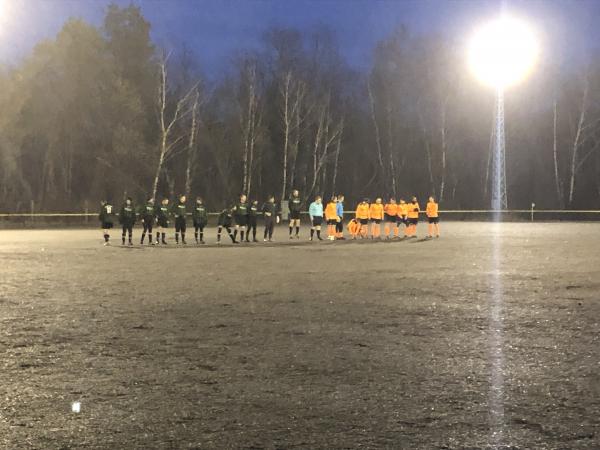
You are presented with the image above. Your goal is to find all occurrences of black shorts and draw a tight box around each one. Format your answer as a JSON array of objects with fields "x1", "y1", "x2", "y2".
[
  {"x1": 234, "y1": 216, "x2": 248, "y2": 227},
  {"x1": 384, "y1": 214, "x2": 397, "y2": 223},
  {"x1": 326, "y1": 218, "x2": 338, "y2": 225},
  {"x1": 408, "y1": 217, "x2": 419, "y2": 225},
  {"x1": 175, "y1": 217, "x2": 186, "y2": 232},
  {"x1": 371, "y1": 219, "x2": 382, "y2": 224},
  {"x1": 289, "y1": 211, "x2": 301, "y2": 220},
  {"x1": 193, "y1": 220, "x2": 207, "y2": 229},
  {"x1": 101, "y1": 222, "x2": 113, "y2": 229},
  {"x1": 312, "y1": 217, "x2": 323, "y2": 227},
  {"x1": 428, "y1": 217, "x2": 439, "y2": 224},
  {"x1": 157, "y1": 217, "x2": 169, "y2": 228},
  {"x1": 398, "y1": 217, "x2": 408, "y2": 226},
  {"x1": 359, "y1": 218, "x2": 369, "y2": 225}
]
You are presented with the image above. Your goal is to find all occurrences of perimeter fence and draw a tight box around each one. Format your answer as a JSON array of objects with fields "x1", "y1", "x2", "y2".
[{"x1": 1, "y1": 208, "x2": 599, "y2": 229}]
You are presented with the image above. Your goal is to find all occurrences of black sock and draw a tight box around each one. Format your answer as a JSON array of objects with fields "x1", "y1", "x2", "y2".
[
  {"x1": 310, "y1": 229, "x2": 314, "y2": 239},
  {"x1": 289, "y1": 226, "x2": 293, "y2": 236},
  {"x1": 295, "y1": 226, "x2": 300, "y2": 236},
  {"x1": 122, "y1": 234, "x2": 125, "y2": 244},
  {"x1": 241, "y1": 230, "x2": 245, "y2": 241},
  {"x1": 233, "y1": 230, "x2": 238, "y2": 240},
  {"x1": 162, "y1": 233, "x2": 166, "y2": 243},
  {"x1": 156, "y1": 232, "x2": 160, "y2": 242},
  {"x1": 200, "y1": 231, "x2": 204, "y2": 241},
  {"x1": 181, "y1": 232, "x2": 185, "y2": 242},
  {"x1": 317, "y1": 230, "x2": 321, "y2": 239},
  {"x1": 264, "y1": 228, "x2": 268, "y2": 239},
  {"x1": 195, "y1": 231, "x2": 198, "y2": 242},
  {"x1": 217, "y1": 228, "x2": 221, "y2": 242},
  {"x1": 253, "y1": 229, "x2": 256, "y2": 240},
  {"x1": 141, "y1": 232, "x2": 145, "y2": 243},
  {"x1": 149, "y1": 233, "x2": 153, "y2": 243},
  {"x1": 104, "y1": 233, "x2": 109, "y2": 242},
  {"x1": 128, "y1": 232, "x2": 132, "y2": 243},
  {"x1": 229, "y1": 230, "x2": 236, "y2": 242}
]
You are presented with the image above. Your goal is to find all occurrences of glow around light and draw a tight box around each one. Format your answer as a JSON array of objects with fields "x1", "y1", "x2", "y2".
[{"x1": 468, "y1": 16, "x2": 538, "y2": 89}]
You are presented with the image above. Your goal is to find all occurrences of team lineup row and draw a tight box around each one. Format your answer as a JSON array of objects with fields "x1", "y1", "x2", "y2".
[{"x1": 97, "y1": 190, "x2": 441, "y2": 246}]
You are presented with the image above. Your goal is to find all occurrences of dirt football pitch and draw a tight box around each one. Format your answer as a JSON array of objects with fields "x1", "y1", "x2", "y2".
[{"x1": 0, "y1": 222, "x2": 598, "y2": 449}]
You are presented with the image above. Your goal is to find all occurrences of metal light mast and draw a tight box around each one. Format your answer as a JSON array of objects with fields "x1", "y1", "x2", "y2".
[{"x1": 492, "y1": 87, "x2": 507, "y2": 210}]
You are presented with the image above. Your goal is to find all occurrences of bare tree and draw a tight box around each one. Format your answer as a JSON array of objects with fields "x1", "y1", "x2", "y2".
[
  {"x1": 385, "y1": 97, "x2": 397, "y2": 197},
  {"x1": 152, "y1": 53, "x2": 199, "y2": 199},
  {"x1": 367, "y1": 78, "x2": 386, "y2": 185},
  {"x1": 552, "y1": 97, "x2": 564, "y2": 207},
  {"x1": 239, "y1": 61, "x2": 262, "y2": 196},
  {"x1": 279, "y1": 71, "x2": 306, "y2": 200},
  {"x1": 306, "y1": 94, "x2": 344, "y2": 198},
  {"x1": 184, "y1": 90, "x2": 199, "y2": 197},
  {"x1": 418, "y1": 105, "x2": 436, "y2": 197},
  {"x1": 331, "y1": 117, "x2": 344, "y2": 193},
  {"x1": 439, "y1": 98, "x2": 448, "y2": 201}
]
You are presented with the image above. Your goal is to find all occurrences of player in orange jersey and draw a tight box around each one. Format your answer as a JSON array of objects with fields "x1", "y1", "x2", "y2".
[
  {"x1": 426, "y1": 196, "x2": 440, "y2": 238},
  {"x1": 383, "y1": 197, "x2": 399, "y2": 239},
  {"x1": 369, "y1": 197, "x2": 384, "y2": 239}
]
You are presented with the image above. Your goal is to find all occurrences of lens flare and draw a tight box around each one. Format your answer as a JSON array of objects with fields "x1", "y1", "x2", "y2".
[{"x1": 469, "y1": 16, "x2": 538, "y2": 88}]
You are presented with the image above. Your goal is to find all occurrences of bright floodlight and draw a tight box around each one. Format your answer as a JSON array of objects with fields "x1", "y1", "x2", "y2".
[{"x1": 468, "y1": 16, "x2": 538, "y2": 88}]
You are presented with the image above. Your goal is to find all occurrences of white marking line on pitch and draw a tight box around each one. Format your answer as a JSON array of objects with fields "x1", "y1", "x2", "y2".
[{"x1": 488, "y1": 222, "x2": 505, "y2": 447}]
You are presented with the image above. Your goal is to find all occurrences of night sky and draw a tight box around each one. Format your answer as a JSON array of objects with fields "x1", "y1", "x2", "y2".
[{"x1": 1, "y1": 0, "x2": 599, "y2": 76}]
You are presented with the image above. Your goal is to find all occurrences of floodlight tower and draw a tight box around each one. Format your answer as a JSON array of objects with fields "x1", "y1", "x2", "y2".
[
  {"x1": 494, "y1": 87, "x2": 507, "y2": 210},
  {"x1": 468, "y1": 13, "x2": 538, "y2": 211}
]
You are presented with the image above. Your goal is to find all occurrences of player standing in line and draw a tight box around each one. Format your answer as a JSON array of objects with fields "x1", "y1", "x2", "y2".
[
  {"x1": 99, "y1": 199, "x2": 115, "y2": 246},
  {"x1": 325, "y1": 196, "x2": 339, "y2": 241},
  {"x1": 336, "y1": 194, "x2": 345, "y2": 239},
  {"x1": 355, "y1": 198, "x2": 370, "y2": 239},
  {"x1": 308, "y1": 196, "x2": 324, "y2": 241},
  {"x1": 232, "y1": 194, "x2": 249, "y2": 243},
  {"x1": 217, "y1": 207, "x2": 237, "y2": 244},
  {"x1": 192, "y1": 197, "x2": 208, "y2": 244},
  {"x1": 407, "y1": 196, "x2": 420, "y2": 238},
  {"x1": 119, "y1": 197, "x2": 136, "y2": 246},
  {"x1": 155, "y1": 198, "x2": 170, "y2": 245},
  {"x1": 262, "y1": 195, "x2": 280, "y2": 242},
  {"x1": 139, "y1": 198, "x2": 155, "y2": 245},
  {"x1": 383, "y1": 197, "x2": 399, "y2": 239},
  {"x1": 426, "y1": 196, "x2": 440, "y2": 239},
  {"x1": 398, "y1": 199, "x2": 409, "y2": 238},
  {"x1": 369, "y1": 197, "x2": 384, "y2": 239},
  {"x1": 246, "y1": 200, "x2": 259, "y2": 242},
  {"x1": 288, "y1": 189, "x2": 302, "y2": 239},
  {"x1": 172, "y1": 195, "x2": 188, "y2": 244}
]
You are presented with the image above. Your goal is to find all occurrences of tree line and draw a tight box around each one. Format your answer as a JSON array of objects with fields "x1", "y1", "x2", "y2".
[{"x1": 0, "y1": 4, "x2": 599, "y2": 213}]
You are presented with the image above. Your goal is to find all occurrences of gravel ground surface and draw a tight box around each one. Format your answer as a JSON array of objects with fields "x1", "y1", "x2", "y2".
[{"x1": 0, "y1": 222, "x2": 598, "y2": 449}]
